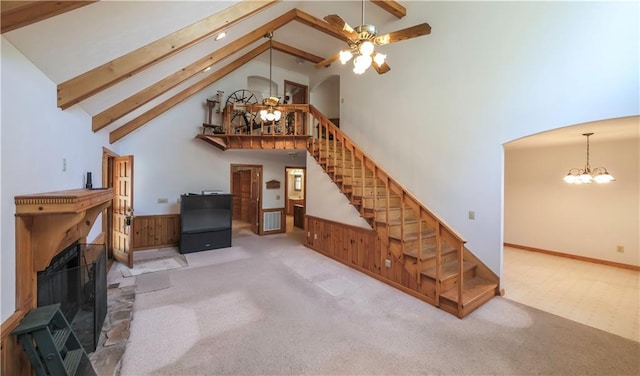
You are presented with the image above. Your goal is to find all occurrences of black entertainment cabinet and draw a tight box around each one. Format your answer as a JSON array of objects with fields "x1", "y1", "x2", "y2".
[{"x1": 180, "y1": 194, "x2": 232, "y2": 254}]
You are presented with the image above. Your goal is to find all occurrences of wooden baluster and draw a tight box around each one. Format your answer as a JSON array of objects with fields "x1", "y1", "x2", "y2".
[
  {"x1": 434, "y1": 222, "x2": 442, "y2": 306},
  {"x1": 457, "y1": 240, "x2": 464, "y2": 315}
]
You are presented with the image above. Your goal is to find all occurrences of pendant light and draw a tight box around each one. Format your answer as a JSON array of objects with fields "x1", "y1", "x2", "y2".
[
  {"x1": 260, "y1": 32, "x2": 281, "y2": 122},
  {"x1": 563, "y1": 133, "x2": 615, "y2": 184}
]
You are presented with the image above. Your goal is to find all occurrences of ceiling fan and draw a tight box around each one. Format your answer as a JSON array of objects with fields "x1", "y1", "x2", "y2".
[{"x1": 316, "y1": 0, "x2": 431, "y2": 74}]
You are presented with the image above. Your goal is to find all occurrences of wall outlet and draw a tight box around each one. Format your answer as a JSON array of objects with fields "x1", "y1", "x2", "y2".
[
  {"x1": 468, "y1": 211, "x2": 475, "y2": 220},
  {"x1": 385, "y1": 259, "x2": 391, "y2": 268},
  {"x1": 616, "y1": 245, "x2": 624, "y2": 253},
  {"x1": 157, "y1": 198, "x2": 168, "y2": 204},
  {"x1": 177, "y1": 197, "x2": 181, "y2": 204},
  {"x1": 314, "y1": 234, "x2": 317, "y2": 240},
  {"x1": 276, "y1": 195, "x2": 280, "y2": 200}
]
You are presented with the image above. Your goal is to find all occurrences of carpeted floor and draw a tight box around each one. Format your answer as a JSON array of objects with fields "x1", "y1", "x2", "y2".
[{"x1": 119, "y1": 226, "x2": 640, "y2": 375}]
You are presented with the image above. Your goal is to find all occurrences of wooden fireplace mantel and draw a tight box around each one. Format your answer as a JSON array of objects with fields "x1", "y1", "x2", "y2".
[
  {"x1": 15, "y1": 188, "x2": 114, "y2": 271},
  {"x1": 1, "y1": 188, "x2": 114, "y2": 376}
]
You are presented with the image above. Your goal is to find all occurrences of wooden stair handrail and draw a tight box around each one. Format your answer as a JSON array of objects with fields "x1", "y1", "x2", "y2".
[{"x1": 308, "y1": 105, "x2": 467, "y2": 246}]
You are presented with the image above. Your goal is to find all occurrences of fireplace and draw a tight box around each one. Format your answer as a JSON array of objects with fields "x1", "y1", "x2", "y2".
[
  {"x1": 2, "y1": 188, "x2": 114, "y2": 376},
  {"x1": 37, "y1": 242, "x2": 107, "y2": 352}
]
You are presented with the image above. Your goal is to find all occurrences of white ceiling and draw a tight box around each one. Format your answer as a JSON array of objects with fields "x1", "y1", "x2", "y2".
[
  {"x1": 504, "y1": 116, "x2": 639, "y2": 149},
  {"x1": 3, "y1": 1, "x2": 637, "y2": 148}
]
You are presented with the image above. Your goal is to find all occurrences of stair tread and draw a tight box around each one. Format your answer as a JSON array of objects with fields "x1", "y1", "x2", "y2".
[
  {"x1": 53, "y1": 327, "x2": 72, "y2": 351},
  {"x1": 421, "y1": 260, "x2": 475, "y2": 280},
  {"x1": 63, "y1": 348, "x2": 84, "y2": 375},
  {"x1": 403, "y1": 243, "x2": 455, "y2": 259},
  {"x1": 389, "y1": 229, "x2": 436, "y2": 242},
  {"x1": 440, "y1": 276, "x2": 498, "y2": 305}
]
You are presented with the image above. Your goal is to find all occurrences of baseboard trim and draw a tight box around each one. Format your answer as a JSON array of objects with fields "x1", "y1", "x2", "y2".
[{"x1": 504, "y1": 243, "x2": 640, "y2": 271}]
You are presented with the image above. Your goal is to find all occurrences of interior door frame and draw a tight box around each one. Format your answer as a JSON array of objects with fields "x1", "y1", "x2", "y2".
[
  {"x1": 102, "y1": 147, "x2": 119, "y2": 258},
  {"x1": 230, "y1": 164, "x2": 263, "y2": 235},
  {"x1": 284, "y1": 166, "x2": 306, "y2": 232}
]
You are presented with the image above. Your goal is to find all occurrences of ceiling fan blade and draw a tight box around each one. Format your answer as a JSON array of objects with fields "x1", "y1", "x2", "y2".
[
  {"x1": 374, "y1": 23, "x2": 432, "y2": 45},
  {"x1": 324, "y1": 14, "x2": 359, "y2": 39},
  {"x1": 315, "y1": 53, "x2": 341, "y2": 69},
  {"x1": 372, "y1": 61, "x2": 391, "y2": 74}
]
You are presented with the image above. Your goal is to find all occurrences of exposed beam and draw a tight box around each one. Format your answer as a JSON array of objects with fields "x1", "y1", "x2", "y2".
[
  {"x1": 109, "y1": 42, "x2": 271, "y2": 144},
  {"x1": 370, "y1": 1, "x2": 406, "y2": 19},
  {"x1": 58, "y1": 0, "x2": 279, "y2": 110},
  {"x1": 271, "y1": 41, "x2": 324, "y2": 64},
  {"x1": 94, "y1": 9, "x2": 345, "y2": 132},
  {"x1": 92, "y1": 8, "x2": 297, "y2": 132},
  {"x1": 1, "y1": 1, "x2": 96, "y2": 34},
  {"x1": 293, "y1": 9, "x2": 350, "y2": 42}
]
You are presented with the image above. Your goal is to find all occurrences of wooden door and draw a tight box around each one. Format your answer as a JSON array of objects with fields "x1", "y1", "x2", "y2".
[
  {"x1": 113, "y1": 155, "x2": 133, "y2": 268},
  {"x1": 240, "y1": 171, "x2": 251, "y2": 222},
  {"x1": 249, "y1": 167, "x2": 261, "y2": 234},
  {"x1": 284, "y1": 80, "x2": 308, "y2": 134}
]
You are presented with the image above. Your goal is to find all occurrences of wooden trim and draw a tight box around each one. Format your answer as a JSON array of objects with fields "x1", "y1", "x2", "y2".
[
  {"x1": 109, "y1": 41, "x2": 270, "y2": 143},
  {"x1": 504, "y1": 243, "x2": 640, "y2": 271},
  {"x1": 304, "y1": 215, "x2": 437, "y2": 306},
  {"x1": 1, "y1": 1, "x2": 96, "y2": 34},
  {"x1": 58, "y1": 0, "x2": 278, "y2": 110},
  {"x1": 293, "y1": 9, "x2": 350, "y2": 42},
  {"x1": 95, "y1": 9, "x2": 298, "y2": 132},
  {"x1": 1, "y1": 310, "x2": 30, "y2": 376},
  {"x1": 97, "y1": 8, "x2": 348, "y2": 138},
  {"x1": 261, "y1": 208, "x2": 286, "y2": 235},
  {"x1": 272, "y1": 41, "x2": 324, "y2": 64},
  {"x1": 131, "y1": 214, "x2": 180, "y2": 250},
  {"x1": 370, "y1": 1, "x2": 406, "y2": 19}
]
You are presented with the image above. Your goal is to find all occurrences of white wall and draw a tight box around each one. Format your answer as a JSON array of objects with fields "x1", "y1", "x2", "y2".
[
  {"x1": 505, "y1": 137, "x2": 639, "y2": 266},
  {"x1": 306, "y1": 154, "x2": 372, "y2": 229},
  {"x1": 1, "y1": 39, "x2": 110, "y2": 321},
  {"x1": 116, "y1": 60, "x2": 307, "y2": 215},
  {"x1": 310, "y1": 75, "x2": 340, "y2": 119},
  {"x1": 310, "y1": 1, "x2": 639, "y2": 276}
]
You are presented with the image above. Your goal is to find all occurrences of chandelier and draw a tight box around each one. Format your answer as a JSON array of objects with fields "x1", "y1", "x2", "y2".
[
  {"x1": 260, "y1": 32, "x2": 281, "y2": 122},
  {"x1": 563, "y1": 132, "x2": 615, "y2": 184}
]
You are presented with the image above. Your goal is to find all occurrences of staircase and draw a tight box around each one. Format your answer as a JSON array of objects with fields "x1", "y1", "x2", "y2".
[
  {"x1": 198, "y1": 104, "x2": 499, "y2": 318},
  {"x1": 307, "y1": 106, "x2": 498, "y2": 318}
]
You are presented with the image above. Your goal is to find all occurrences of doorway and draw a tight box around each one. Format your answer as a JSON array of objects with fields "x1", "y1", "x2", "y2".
[
  {"x1": 102, "y1": 147, "x2": 134, "y2": 268},
  {"x1": 284, "y1": 167, "x2": 306, "y2": 232},
  {"x1": 230, "y1": 164, "x2": 263, "y2": 235}
]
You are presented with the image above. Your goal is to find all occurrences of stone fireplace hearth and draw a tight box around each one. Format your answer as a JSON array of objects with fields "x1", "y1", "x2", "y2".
[{"x1": 1, "y1": 188, "x2": 114, "y2": 376}]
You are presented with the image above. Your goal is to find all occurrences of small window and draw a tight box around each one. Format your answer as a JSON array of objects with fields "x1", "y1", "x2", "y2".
[{"x1": 294, "y1": 175, "x2": 302, "y2": 191}]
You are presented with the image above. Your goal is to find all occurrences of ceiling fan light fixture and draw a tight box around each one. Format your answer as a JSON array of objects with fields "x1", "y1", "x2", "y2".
[
  {"x1": 339, "y1": 50, "x2": 353, "y2": 64},
  {"x1": 354, "y1": 54, "x2": 372, "y2": 70},
  {"x1": 373, "y1": 52, "x2": 386, "y2": 66},
  {"x1": 359, "y1": 40, "x2": 375, "y2": 55}
]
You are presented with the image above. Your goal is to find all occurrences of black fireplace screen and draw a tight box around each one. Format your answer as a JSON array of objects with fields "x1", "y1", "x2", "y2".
[{"x1": 37, "y1": 242, "x2": 107, "y2": 353}]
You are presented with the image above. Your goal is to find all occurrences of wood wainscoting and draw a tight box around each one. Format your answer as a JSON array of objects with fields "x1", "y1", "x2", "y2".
[
  {"x1": 305, "y1": 215, "x2": 428, "y2": 301},
  {"x1": 131, "y1": 214, "x2": 180, "y2": 251}
]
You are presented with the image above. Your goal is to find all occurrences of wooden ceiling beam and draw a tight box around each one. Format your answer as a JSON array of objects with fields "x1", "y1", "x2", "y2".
[
  {"x1": 271, "y1": 41, "x2": 324, "y2": 64},
  {"x1": 94, "y1": 9, "x2": 345, "y2": 133},
  {"x1": 92, "y1": 9, "x2": 298, "y2": 132},
  {"x1": 1, "y1": 1, "x2": 96, "y2": 34},
  {"x1": 293, "y1": 9, "x2": 350, "y2": 42},
  {"x1": 109, "y1": 42, "x2": 271, "y2": 144},
  {"x1": 370, "y1": 1, "x2": 406, "y2": 19},
  {"x1": 58, "y1": 0, "x2": 279, "y2": 110}
]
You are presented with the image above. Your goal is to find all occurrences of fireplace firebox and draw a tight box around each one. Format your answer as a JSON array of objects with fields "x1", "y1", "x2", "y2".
[{"x1": 37, "y1": 242, "x2": 107, "y2": 353}]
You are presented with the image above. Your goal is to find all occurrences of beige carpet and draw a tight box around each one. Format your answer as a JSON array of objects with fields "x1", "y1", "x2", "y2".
[{"x1": 119, "y1": 227, "x2": 640, "y2": 375}]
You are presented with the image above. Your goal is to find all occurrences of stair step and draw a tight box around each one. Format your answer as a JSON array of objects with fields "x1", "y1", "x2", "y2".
[
  {"x1": 63, "y1": 348, "x2": 84, "y2": 375},
  {"x1": 389, "y1": 228, "x2": 435, "y2": 242},
  {"x1": 440, "y1": 276, "x2": 498, "y2": 306},
  {"x1": 421, "y1": 260, "x2": 475, "y2": 281},
  {"x1": 52, "y1": 327, "x2": 71, "y2": 351},
  {"x1": 403, "y1": 242, "x2": 455, "y2": 260}
]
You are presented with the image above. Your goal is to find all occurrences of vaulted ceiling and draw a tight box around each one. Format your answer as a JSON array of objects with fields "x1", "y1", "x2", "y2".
[{"x1": 2, "y1": 1, "x2": 417, "y2": 143}]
